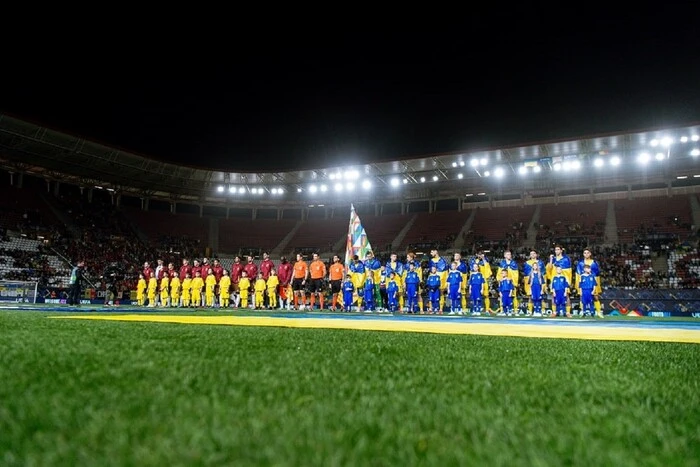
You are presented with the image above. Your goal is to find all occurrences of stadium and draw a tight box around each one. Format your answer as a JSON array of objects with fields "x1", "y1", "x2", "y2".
[{"x1": 1, "y1": 113, "x2": 699, "y2": 464}]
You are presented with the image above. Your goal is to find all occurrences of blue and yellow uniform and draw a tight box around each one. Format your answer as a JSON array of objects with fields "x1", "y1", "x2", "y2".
[
  {"x1": 387, "y1": 275, "x2": 399, "y2": 312},
  {"x1": 551, "y1": 272, "x2": 570, "y2": 317},
  {"x1": 579, "y1": 272, "x2": 596, "y2": 316},
  {"x1": 425, "y1": 271, "x2": 442, "y2": 313},
  {"x1": 342, "y1": 277, "x2": 354, "y2": 312},
  {"x1": 447, "y1": 269, "x2": 463, "y2": 312},
  {"x1": 364, "y1": 255, "x2": 382, "y2": 308},
  {"x1": 576, "y1": 253, "x2": 602, "y2": 315},
  {"x1": 454, "y1": 257, "x2": 469, "y2": 309},
  {"x1": 469, "y1": 254, "x2": 493, "y2": 312},
  {"x1": 404, "y1": 268, "x2": 421, "y2": 313},
  {"x1": 349, "y1": 260, "x2": 366, "y2": 308},
  {"x1": 405, "y1": 255, "x2": 423, "y2": 312},
  {"x1": 468, "y1": 268, "x2": 485, "y2": 314},
  {"x1": 523, "y1": 256, "x2": 545, "y2": 312},
  {"x1": 497, "y1": 254, "x2": 520, "y2": 310},
  {"x1": 547, "y1": 247, "x2": 572, "y2": 314},
  {"x1": 498, "y1": 274, "x2": 515, "y2": 315},
  {"x1": 386, "y1": 258, "x2": 405, "y2": 309},
  {"x1": 363, "y1": 277, "x2": 375, "y2": 311},
  {"x1": 528, "y1": 268, "x2": 545, "y2": 315},
  {"x1": 429, "y1": 253, "x2": 448, "y2": 309}
]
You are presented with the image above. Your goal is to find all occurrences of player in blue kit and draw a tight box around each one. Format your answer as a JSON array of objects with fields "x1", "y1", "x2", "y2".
[
  {"x1": 453, "y1": 253, "x2": 469, "y2": 309},
  {"x1": 364, "y1": 251, "x2": 382, "y2": 310},
  {"x1": 342, "y1": 275, "x2": 354, "y2": 312},
  {"x1": 429, "y1": 249, "x2": 449, "y2": 311},
  {"x1": 447, "y1": 262, "x2": 463, "y2": 314},
  {"x1": 468, "y1": 263, "x2": 485, "y2": 315},
  {"x1": 523, "y1": 250, "x2": 545, "y2": 315},
  {"x1": 386, "y1": 273, "x2": 399, "y2": 312},
  {"x1": 363, "y1": 275, "x2": 375, "y2": 312},
  {"x1": 547, "y1": 245, "x2": 572, "y2": 315},
  {"x1": 469, "y1": 251, "x2": 492, "y2": 313},
  {"x1": 498, "y1": 269, "x2": 515, "y2": 316},
  {"x1": 404, "y1": 262, "x2": 421, "y2": 313},
  {"x1": 497, "y1": 250, "x2": 520, "y2": 312},
  {"x1": 527, "y1": 262, "x2": 546, "y2": 316},
  {"x1": 405, "y1": 252, "x2": 423, "y2": 313},
  {"x1": 425, "y1": 266, "x2": 442, "y2": 314},
  {"x1": 551, "y1": 266, "x2": 570, "y2": 317},
  {"x1": 385, "y1": 253, "x2": 405, "y2": 310},
  {"x1": 578, "y1": 264, "x2": 596, "y2": 317},
  {"x1": 576, "y1": 248, "x2": 602, "y2": 317}
]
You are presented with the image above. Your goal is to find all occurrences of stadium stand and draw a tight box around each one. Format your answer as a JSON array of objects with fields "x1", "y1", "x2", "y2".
[
  {"x1": 0, "y1": 236, "x2": 71, "y2": 288},
  {"x1": 401, "y1": 210, "x2": 465, "y2": 251},
  {"x1": 536, "y1": 201, "x2": 606, "y2": 247},
  {"x1": 285, "y1": 217, "x2": 347, "y2": 256},
  {"x1": 469, "y1": 205, "x2": 535, "y2": 249},
  {"x1": 361, "y1": 213, "x2": 411, "y2": 254},
  {"x1": 667, "y1": 248, "x2": 700, "y2": 289},
  {"x1": 219, "y1": 218, "x2": 298, "y2": 255},
  {"x1": 614, "y1": 196, "x2": 693, "y2": 245},
  {"x1": 124, "y1": 206, "x2": 210, "y2": 247}
]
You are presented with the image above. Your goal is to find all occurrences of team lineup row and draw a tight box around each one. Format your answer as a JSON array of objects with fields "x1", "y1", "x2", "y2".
[{"x1": 132, "y1": 245, "x2": 603, "y2": 317}]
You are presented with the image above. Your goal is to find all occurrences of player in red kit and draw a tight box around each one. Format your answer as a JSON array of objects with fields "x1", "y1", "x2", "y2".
[
  {"x1": 230, "y1": 256, "x2": 244, "y2": 307},
  {"x1": 243, "y1": 256, "x2": 259, "y2": 307},
  {"x1": 259, "y1": 252, "x2": 275, "y2": 307},
  {"x1": 179, "y1": 258, "x2": 191, "y2": 282},
  {"x1": 276, "y1": 256, "x2": 293, "y2": 309},
  {"x1": 212, "y1": 259, "x2": 224, "y2": 282},
  {"x1": 142, "y1": 261, "x2": 154, "y2": 280}
]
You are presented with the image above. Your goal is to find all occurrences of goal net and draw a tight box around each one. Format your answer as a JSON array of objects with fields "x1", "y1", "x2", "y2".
[{"x1": 0, "y1": 280, "x2": 39, "y2": 304}]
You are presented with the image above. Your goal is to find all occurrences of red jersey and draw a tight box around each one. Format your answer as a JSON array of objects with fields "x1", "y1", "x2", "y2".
[
  {"x1": 200, "y1": 264, "x2": 209, "y2": 280},
  {"x1": 191, "y1": 265, "x2": 202, "y2": 279},
  {"x1": 179, "y1": 264, "x2": 192, "y2": 281},
  {"x1": 244, "y1": 262, "x2": 258, "y2": 280},
  {"x1": 277, "y1": 262, "x2": 292, "y2": 285},
  {"x1": 231, "y1": 262, "x2": 244, "y2": 284},
  {"x1": 212, "y1": 265, "x2": 223, "y2": 282},
  {"x1": 155, "y1": 265, "x2": 165, "y2": 280},
  {"x1": 260, "y1": 259, "x2": 275, "y2": 280},
  {"x1": 143, "y1": 267, "x2": 154, "y2": 280}
]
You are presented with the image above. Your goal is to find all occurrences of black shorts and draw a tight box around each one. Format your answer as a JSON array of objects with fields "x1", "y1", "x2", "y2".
[
  {"x1": 292, "y1": 278, "x2": 305, "y2": 291},
  {"x1": 330, "y1": 280, "x2": 341, "y2": 294},
  {"x1": 310, "y1": 278, "x2": 324, "y2": 292}
]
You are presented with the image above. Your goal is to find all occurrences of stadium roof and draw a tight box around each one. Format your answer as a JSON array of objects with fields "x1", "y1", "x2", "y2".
[{"x1": 1, "y1": 113, "x2": 700, "y2": 207}]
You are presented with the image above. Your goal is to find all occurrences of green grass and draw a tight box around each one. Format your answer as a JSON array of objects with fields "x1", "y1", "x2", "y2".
[{"x1": 1, "y1": 311, "x2": 699, "y2": 466}]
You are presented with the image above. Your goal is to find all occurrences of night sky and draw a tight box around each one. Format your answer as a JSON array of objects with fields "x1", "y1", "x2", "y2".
[{"x1": 2, "y1": 13, "x2": 699, "y2": 172}]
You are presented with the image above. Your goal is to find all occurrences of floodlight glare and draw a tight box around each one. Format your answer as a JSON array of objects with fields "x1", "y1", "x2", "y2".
[
  {"x1": 346, "y1": 182, "x2": 355, "y2": 191},
  {"x1": 228, "y1": 186, "x2": 235, "y2": 193},
  {"x1": 238, "y1": 187, "x2": 246, "y2": 194},
  {"x1": 610, "y1": 156, "x2": 621, "y2": 166},
  {"x1": 457, "y1": 173, "x2": 463, "y2": 179},
  {"x1": 432, "y1": 175, "x2": 439, "y2": 181},
  {"x1": 571, "y1": 160, "x2": 581, "y2": 170},
  {"x1": 334, "y1": 182, "x2": 343, "y2": 192},
  {"x1": 271, "y1": 188, "x2": 277, "y2": 194},
  {"x1": 691, "y1": 149, "x2": 700, "y2": 157},
  {"x1": 420, "y1": 177, "x2": 426, "y2": 183},
  {"x1": 320, "y1": 184, "x2": 328, "y2": 192},
  {"x1": 309, "y1": 185, "x2": 318, "y2": 193},
  {"x1": 562, "y1": 161, "x2": 571, "y2": 170},
  {"x1": 217, "y1": 186, "x2": 224, "y2": 193},
  {"x1": 518, "y1": 166, "x2": 527, "y2": 175},
  {"x1": 661, "y1": 137, "x2": 673, "y2": 147},
  {"x1": 650, "y1": 139, "x2": 659, "y2": 147},
  {"x1": 480, "y1": 158, "x2": 488, "y2": 166},
  {"x1": 459, "y1": 161, "x2": 465, "y2": 167},
  {"x1": 494, "y1": 167, "x2": 504, "y2": 178},
  {"x1": 680, "y1": 136, "x2": 689, "y2": 143},
  {"x1": 329, "y1": 173, "x2": 336, "y2": 180},
  {"x1": 452, "y1": 162, "x2": 457, "y2": 167},
  {"x1": 257, "y1": 188, "x2": 264, "y2": 194},
  {"x1": 553, "y1": 163, "x2": 562, "y2": 171},
  {"x1": 593, "y1": 158, "x2": 604, "y2": 167},
  {"x1": 470, "y1": 159, "x2": 479, "y2": 167},
  {"x1": 484, "y1": 171, "x2": 491, "y2": 177},
  {"x1": 344, "y1": 170, "x2": 359, "y2": 180},
  {"x1": 638, "y1": 152, "x2": 651, "y2": 164},
  {"x1": 692, "y1": 135, "x2": 700, "y2": 142},
  {"x1": 533, "y1": 165, "x2": 541, "y2": 173},
  {"x1": 297, "y1": 187, "x2": 303, "y2": 193},
  {"x1": 403, "y1": 179, "x2": 408, "y2": 184},
  {"x1": 655, "y1": 152, "x2": 665, "y2": 161},
  {"x1": 390, "y1": 178, "x2": 400, "y2": 187},
  {"x1": 362, "y1": 180, "x2": 372, "y2": 190}
]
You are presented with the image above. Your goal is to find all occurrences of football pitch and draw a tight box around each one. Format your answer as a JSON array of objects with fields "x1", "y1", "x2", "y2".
[{"x1": 1, "y1": 308, "x2": 699, "y2": 465}]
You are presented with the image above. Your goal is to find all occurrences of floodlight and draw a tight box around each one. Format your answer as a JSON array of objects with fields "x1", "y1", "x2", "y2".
[
  {"x1": 334, "y1": 183, "x2": 343, "y2": 192},
  {"x1": 309, "y1": 185, "x2": 318, "y2": 193},
  {"x1": 420, "y1": 177, "x2": 426, "y2": 183},
  {"x1": 680, "y1": 136, "x2": 689, "y2": 143},
  {"x1": 593, "y1": 158, "x2": 604, "y2": 167},
  {"x1": 228, "y1": 186, "x2": 235, "y2": 193},
  {"x1": 655, "y1": 152, "x2": 665, "y2": 161},
  {"x1": 553, "y1": 163, "x2": 562, "y2": 171},
  {"x1": 403, "y1": 179, "x2": 408, "y2": 184},
  {"x1": 432, "y1": 175, "x2": 438, "y2": 181},
  {"x1": 470, "y1": 159, "x2": 479, "y2": 167},
  {"x1": 480, "y1": 158, "x2": 488, "y2": 166},
  {"x1": 459, "y1": 161, "x2": 465, "y2": 167},
  {"x1": 297, "y1": 187, "x2": 303, "y2": 193},
  {"x1": 661, "y1": 137, "x2": 673, "y2": 147},
  {"x1": 484, "y1": 171, "x2": 491, "y2": 177},
  {"x1": 562, "y1": 161, "x2": 571, "y2": 170},
  {"x1": 452, "y1": 162, "x2": 457, "y2": 168},
  {"x1": 329, "y1": 173, "x2": 336, "y2": 180},
  {"x1": 390, "y1": 178, "x2": 400, "y2": 187},
  {"x1": 638, "y1": 152, "x2": 651, "y2": 164},
  {"x1": 217, "y1": 186, "x2": 224, "y2": 193},
  {"x1": 271, "y1": 188, "x2": 278, "y2": 194},
  {"x1": 346, "y1": 182, "x2": 355, "y2": 191},
  {"x1": 533, "y1": 165, "x2": 541, "y2": 173},
  {"x1": 518, "y1": 166, "x2": 527, "y2": 175},
  {"x1": 571, "y1": 160, "x2": 581, "y2": 169},
  {"x1": 494, "y1": 167, "x2": 504, "y2": 178},
  {"x1": 238, "y1": 187, "x2": 246, "y2": 194},
  {"x1": 650, "y1": 139, "x2": 659, "y2": 147},
  {"x1": 362, "y1": 180, "x2": 372, "y2": 190},
  {"x1": 610, "y1": 156, "x2": 621, "y2": 166},
  {"x1": 320, "y1": 184, "x2": 328, "y2": 192},
  {"x1": 691, "y1": 149, "x2": 700, "y2": 157},
  {"x1": 692, "y1": 135, "x2": 700, "y2": 142},
  {"x1": 457, "y1": 173, "x2": 463, "y2": 179}
]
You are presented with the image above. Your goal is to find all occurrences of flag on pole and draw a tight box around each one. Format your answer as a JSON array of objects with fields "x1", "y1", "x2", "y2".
[{"x1": 345, "y1": 204, "x2": 373, "y2": 269}]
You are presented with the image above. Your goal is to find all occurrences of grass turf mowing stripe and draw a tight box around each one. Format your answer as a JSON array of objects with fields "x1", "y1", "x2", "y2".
[{"x1": 51, "y1": 314, "x2": 700, "y2": 344}]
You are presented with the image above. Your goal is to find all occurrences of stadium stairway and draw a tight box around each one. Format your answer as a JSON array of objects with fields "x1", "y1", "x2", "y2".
[
  {"x1": 39, "y1": 192, "x2": 80, "y2": 237},
  {"x1": 453, "y1": 209, "x2": 476, "y2": 250},
  {"x1": 523, "y1": 205, "x2": 541, "y2": 249},
  {"x1": 605, "y1": 200, "x2": 619, "y2": 245},
  {"x1": 690, "y1": 195, "x2": 700, "y2": 229},
  {"x1": 270, "y1": 221, "x2": 303, "y2": 256},
  {"x1": 390, "y1": 214, "x2": 418, "y2": 251}
]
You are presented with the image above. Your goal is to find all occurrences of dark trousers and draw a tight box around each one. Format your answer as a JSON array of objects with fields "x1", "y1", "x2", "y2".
[{"x1": 68, "y1": 283, "x2": 82, "y2": 305}]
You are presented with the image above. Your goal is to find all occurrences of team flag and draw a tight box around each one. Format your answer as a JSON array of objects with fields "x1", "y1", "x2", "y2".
[{"x1": 345, "y1": 204, "x2": 373, "y2": 268}]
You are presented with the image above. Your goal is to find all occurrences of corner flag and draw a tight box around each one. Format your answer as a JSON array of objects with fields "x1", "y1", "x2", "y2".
[{"x1": 345, "y1": 204, "x2": 373, "y2": 268}]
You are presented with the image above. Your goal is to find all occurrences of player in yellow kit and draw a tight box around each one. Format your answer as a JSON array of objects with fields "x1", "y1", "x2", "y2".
[
  {"x1": 238, "y1": 271, "x2": 251, "y2": 308},
  {"x1": 159, "y1": 273, "x2": 170, "y2": 307},
  {"x1": 254, "y1": 272, "x2": 266, "y2": 310},
  {"x1": 190, "y1": 271, "x2": 204, "y2": 308},
  {"x1": 169, "y1": 272, "x2": 181, "y2": 307},
  {"x1": 218, "y1": 269, "x2": 231, "y2": 308},
  {"x1": 181, "y1": 272, "x2": 192, "y2": 307},
  {"x1": 205, "y1": 268, "x2": 217, "y2": 307},
  {"x1": 147, "y1": 274, "x2": 158, "y2": 307},
  {"x1": 267, "y1": 269, "x2": 279, "y2": 309},
  {"x1": 136, "y1": 273, "x2": 146, "y2": 306}
]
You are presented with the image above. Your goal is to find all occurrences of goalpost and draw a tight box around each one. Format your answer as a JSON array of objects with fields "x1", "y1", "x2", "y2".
[{"x1": 0, "y1": 280, "x2": 39, "y2": 304}]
